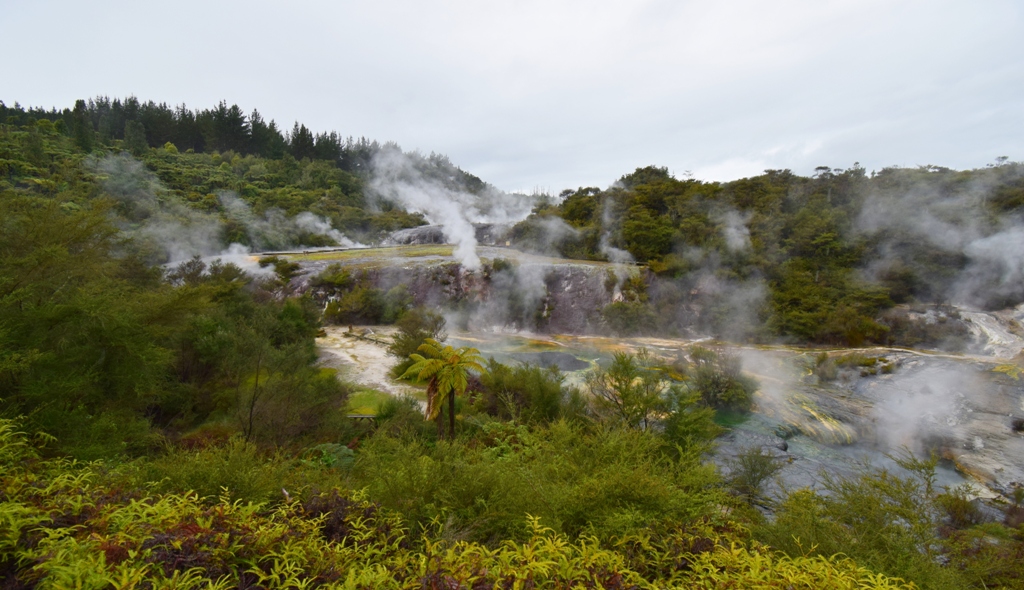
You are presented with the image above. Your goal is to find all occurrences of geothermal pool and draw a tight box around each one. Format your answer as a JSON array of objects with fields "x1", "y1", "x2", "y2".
[{"x1": 319, "y1": 325, "x2": 1024, "y2": 499}]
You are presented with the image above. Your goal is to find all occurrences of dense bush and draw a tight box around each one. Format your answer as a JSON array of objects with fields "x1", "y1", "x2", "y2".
[
  {"x1": 120, "y1": 438, "x2": 347, "y2": 504},
  {"x1": 586, "y1": 350, "x2": 673, "y2": 431},
  {"x1": 724, "y1": 446, "x2": 785, "y2": 505},
  {"x1": 0, "y1": 193, "x2": 346, "y2": 459},
  {"x1": 685, "y1": 346, "x2": 758, "y2": 412},
  {"x1": 753, "y1": 452, "x2": 1024, "y2": 589},
  {"x1": 0, "y1": 416, "x2": 919, "y2": 588},
  {"x1": 878, "y1": 305, "x2": 973, "y2": 351},
  {"x1": 475, "y1": 358, "x2": 586, "y2": 423},
  {"x1": 315, "y1": 266, "x2": 413, "y2": 326},
  {"x1": 348, "y1": 420, "x2": 723, "y2": 543},
  {"x1": 510, "y1": 162, "x2": 1024, "y2": 344},
  {"x1": 601, "y1": 301, "x2": 659, "y2": 336}
]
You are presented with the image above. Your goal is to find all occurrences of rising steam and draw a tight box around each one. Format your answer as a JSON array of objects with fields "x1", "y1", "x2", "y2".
[
  {"x1": 94, "y1": 152, "x2": 361, "y2": 276},
  {"x1": 369, "y1": 149, "x2": 543, "y2": 270},
  {"x1": 218, "y1": 192, "x2": 364, "y2": 251},
  {"x1": 855, "y1": 166, "x2": 1024, "y2": 309},
  {"x1": 598, "y1": 196, "x2": 635, "y2": 264},
  {"x1": 715, "y1": 209, "x2": 752, "y2": 252}
]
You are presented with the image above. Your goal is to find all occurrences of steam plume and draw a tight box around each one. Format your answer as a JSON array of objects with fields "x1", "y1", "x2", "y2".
[
  {"x1": 94, "y1": 152, "x2": 361, "y2": 276},
  {"x1": 218, "y1": 192, "x2": 364, "y2": 251},
  {"x1": 855, "y1": 166, "x2": 1024, "y2": 308},
  {"x1": 715, "y1": 209, "x2": 752, "y2": 252},
  {"x1": 598, "y1": 196, "x2": 634, "y2": 264},
  {"x1": 368, "y1": 149, "x2": 542, "y2": 270}
]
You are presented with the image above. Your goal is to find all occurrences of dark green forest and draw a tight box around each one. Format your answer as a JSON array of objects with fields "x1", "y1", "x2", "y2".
[{"x1": 3, "y1": 97, "x2": 1024, "y2": 588}]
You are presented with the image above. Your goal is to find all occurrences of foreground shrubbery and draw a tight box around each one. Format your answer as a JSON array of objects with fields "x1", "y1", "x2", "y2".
[
  {"x1": 1, "y1": 417, "x2": 915, "y2": 589},
  {"x1": 755, "y1": 453, "x2": 1024, "y2": 590},
  {"x1": 5, "y1": 354, "x2": 1024, "y2": 589},
  {"x1": 351, "y1": 420, "x2": 721, "y2": 543}
]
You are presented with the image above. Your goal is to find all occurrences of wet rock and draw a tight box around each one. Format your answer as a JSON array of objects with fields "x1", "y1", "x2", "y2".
[
  {"x1": 773, "y1": 424, "x2": 800, "y2": 439},
  {"x1": 386, "y1": 225, "x2": 447, "y2": 245},
  {"x1": 384, "y1": 223, "x2": 513, "y2": 247}
]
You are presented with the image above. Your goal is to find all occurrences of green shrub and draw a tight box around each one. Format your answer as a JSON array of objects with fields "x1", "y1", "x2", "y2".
[
  {"x1": 490, "y1": 257, "x2": 514, "y2": 273},
  {"x1": 687, "y1": 346, "x2": 758, "y2": 412},
  {"x1": 755, "y1": 453, "x2": 970, "y2": 589},
  {"x1": 813, "y1": 351, "x2": 839, "y2": 381},
  {"x1": 0, "y1": 415, "x2": 934, "y2": 589},
  {"x1": 726, "y1": 446, "x2": 785, "y2": 505},
  {"x1": 301, "y1": 443, "x2": 355, "y2": 470},
  {"x1": 660, "y1": 386, "x2": 721, "y2": 455},
  {"x1": 349, "y1": 420, "x2": 723, "y2": 543},
  {"x1": 309, "y1": 263, "x2": 353, "y2": 290},
  {"x1": 369, "y1": 395, "x2": 442, "y2": 443},
  {"x1": 122, "y1": 438, "x2": 346, "y2": 504},
  {"x1": 601, "y1": 301, "x2": 658, "y2": 336},
  {"x1": 323, "y1": 285, "x2": 386, "y2": 324},
  {"x1": 834, "y1": 352, "x2": 878, "y2": 367},
  {"x1": 936, "y1": 485, "x2": 986, "y2": 530},
  {"x1": 381, "y1": 284, "x2": 414, "y2": 323},
  {"x1": 475, "y1": 358, "x2": 580, "y2": 424},
  {"x1": 388, "y1": 306, "x2": 447, "y2": 377},
  {"x1": 586, "y1": 349, "x2": 668, "y2": 430},
  {"x1": 879, "y1": 306, "x2": 972, "y2": 351},
  {"x1": 257, "y1": 255, "x2": 301, "y2": 283},
  {"x1": 942, "y1": 529, "x2": 1024, "y2": 588}
]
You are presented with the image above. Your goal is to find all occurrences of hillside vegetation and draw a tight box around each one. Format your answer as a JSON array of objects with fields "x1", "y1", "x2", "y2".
[
  {"x1": 513, "y1": 163, "x2": 1024, "y2": 344},
  {"x1": 7, "y1": 97, "x2": 1024, "y2": 345},
  {"x1": 2, "y1": 97, "x2": 1024, "y2": 587}
]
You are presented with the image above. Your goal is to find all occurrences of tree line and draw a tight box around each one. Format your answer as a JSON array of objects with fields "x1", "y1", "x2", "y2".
[{"x1": 0, "y1": 96, "x2": 383, "y2": 170}]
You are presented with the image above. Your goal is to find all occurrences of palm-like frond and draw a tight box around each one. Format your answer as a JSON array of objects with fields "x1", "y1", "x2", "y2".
[{"x1": 399, "y1": 338, "x2": 486, "y2": 428}]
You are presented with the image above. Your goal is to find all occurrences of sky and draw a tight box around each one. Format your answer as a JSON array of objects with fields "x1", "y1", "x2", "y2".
[{"x1": 3, "y1": 0, "x2": 1022, "y2": 193}]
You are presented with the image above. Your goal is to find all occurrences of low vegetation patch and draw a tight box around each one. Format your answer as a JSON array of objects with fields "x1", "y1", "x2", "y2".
[
  {"x1": 2, "y1": 417, "x2": 917, "y2": 589},
  {"x1": 345, "y1": 389, "x2": 391, "y2": 415}
]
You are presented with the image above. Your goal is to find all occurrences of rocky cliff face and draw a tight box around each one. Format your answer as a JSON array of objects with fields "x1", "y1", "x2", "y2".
[
  {"x1": 294, "y1": 244, "x2": 1022, "y2": 351},
  {"x1": 345, "y1": 258, "x2": 618, "y2": 334},
  {"x1": 296, "y1": 245, "x2": 634, "y2": 334}
]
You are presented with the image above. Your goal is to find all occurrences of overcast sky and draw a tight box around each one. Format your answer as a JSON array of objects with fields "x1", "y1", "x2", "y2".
[{"x1": 4, "y1": 0, "x2": 1022, "y2": 193}]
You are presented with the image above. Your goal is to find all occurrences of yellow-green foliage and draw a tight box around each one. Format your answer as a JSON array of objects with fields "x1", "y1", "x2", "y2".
[
  {"x1": 683, "y1": 541, "x2": 913, "y2": 589},
  {"x1": 2, "y1": 417, "x2": 914, "y2": 589},
  {"x1": 346, "y1": 389, "x2": 391, "y2": 415}
]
